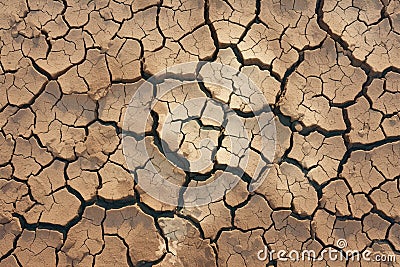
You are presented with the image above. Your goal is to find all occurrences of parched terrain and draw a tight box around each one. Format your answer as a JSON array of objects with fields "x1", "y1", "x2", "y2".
[{"x1": 0, "y1": 0, "x2": 400, "y2": 266}]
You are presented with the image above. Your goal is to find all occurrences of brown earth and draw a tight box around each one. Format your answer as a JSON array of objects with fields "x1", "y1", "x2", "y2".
[{"x1": 0, "y1": 0, "x2": 400, "y2": 266}]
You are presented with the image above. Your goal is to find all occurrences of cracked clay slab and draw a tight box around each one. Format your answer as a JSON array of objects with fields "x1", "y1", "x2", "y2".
[{"x1": 0, "y1": 0, "x2": 400, "y2": 266}]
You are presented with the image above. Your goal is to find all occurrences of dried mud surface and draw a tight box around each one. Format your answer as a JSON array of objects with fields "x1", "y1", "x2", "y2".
[{"x1": 0, "y1": 0, "x2": 400, "y2": 266}]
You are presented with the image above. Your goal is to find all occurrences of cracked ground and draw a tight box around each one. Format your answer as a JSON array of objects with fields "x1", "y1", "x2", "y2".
[{"x1": 0, "y1": 0, "x2": 400, "y2": 266}]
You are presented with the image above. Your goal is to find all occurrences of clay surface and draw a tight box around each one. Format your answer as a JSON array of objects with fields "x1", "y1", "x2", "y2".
[{"x1": 0, "y1": 0, "x2": 399, "y2": 266}]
